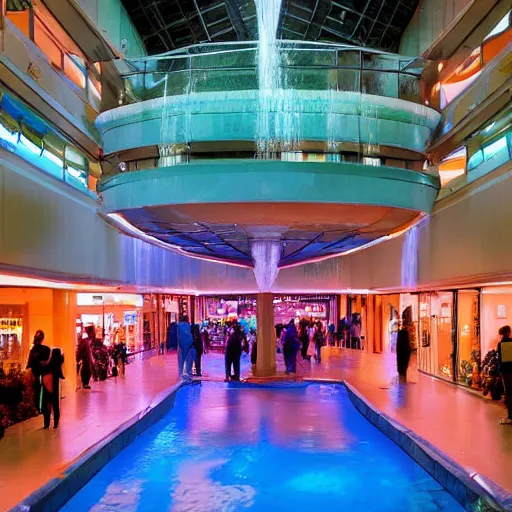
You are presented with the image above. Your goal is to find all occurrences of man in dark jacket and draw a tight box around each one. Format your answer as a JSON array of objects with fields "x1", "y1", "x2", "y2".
[
  {"x1": 26, "y1": 330, "x2": 51, "y2": 412},
  {"x1": 498, "y1": 325, "x2": 512, "y2": 425}
]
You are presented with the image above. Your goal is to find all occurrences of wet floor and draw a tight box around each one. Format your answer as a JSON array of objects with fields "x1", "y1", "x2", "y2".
[{"x1": 60, "y1": 382, "x2": 463, "y2": 512}]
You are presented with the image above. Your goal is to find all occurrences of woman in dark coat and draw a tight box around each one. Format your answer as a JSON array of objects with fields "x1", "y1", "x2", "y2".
[
  {"x1": 76, "y1": 327, "x2": 93, "y2": 389},
  {"x1": 41, "y1": 348, "x2": 65, "y2": 429},
  {"x1": 191, "y1": 324, "x2": 203, "y2": 376},
  {"x1": 225, "y1": 323, "x2": 243, "y2": 381},
  {"x1": 396, "y1": 328, "x2": 411, "y2": 383},
  {"x1": 283, "y1": 320, "x2": 300, "y2": 374}
]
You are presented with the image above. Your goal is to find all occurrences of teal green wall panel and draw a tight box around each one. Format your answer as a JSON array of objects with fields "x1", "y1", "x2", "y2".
[
  {"x1": 100, "y1": 160, "x2": 440, "y2": 214},
  {"x1": 96, "y1": 91, "x2": 441, "y2": 156}
]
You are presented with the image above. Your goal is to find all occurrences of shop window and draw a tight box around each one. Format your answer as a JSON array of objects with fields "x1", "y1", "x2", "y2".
[
  {"x1": 437, "y1": 12, "x2": 511, "y2": 109},
  {"x1": 438, "y1": 147, "x2": 466, "y2": 187},
  {"x1": 63, "y1": 54, "x2": 86, "y2": 89},
  {"x1": 482, "y1": 136, "x2": 508, "y2": 161},
  {"x1": 467, "y1": 149, "x2": 484, "y2": 171},
  {"x1": 456, "y1": 290, "x2": 480, "y2": 388},
  {"x1": 418, "y1": 292, "x2": 455, "y2": 380},
  {"x1": 484, "y1": 11, "x2": 511, "y2": 41},
  {"x1": 34, "y1": 16, "x2": 63, "y2": 69},
  {"x1": 65, "y1": 145, "x2": 88, "y2": 188}
]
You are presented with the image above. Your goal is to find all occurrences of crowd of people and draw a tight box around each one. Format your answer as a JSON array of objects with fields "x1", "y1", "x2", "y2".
[
  {"x1": 75, "y1": 325, "x2": 128, "y2": 389},
  {"x1": 15, "y1": 314, "x2": 512, "y2": 431}
]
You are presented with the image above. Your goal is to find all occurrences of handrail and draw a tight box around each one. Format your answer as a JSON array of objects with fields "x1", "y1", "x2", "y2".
[{"x1": 125, "y1": 39, "x2": 422, "y2": 64}]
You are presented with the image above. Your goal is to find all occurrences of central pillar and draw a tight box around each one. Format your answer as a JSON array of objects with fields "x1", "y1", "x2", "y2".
[{"x1": 255, "y1": 292, "x2": 276, "y2": 377}]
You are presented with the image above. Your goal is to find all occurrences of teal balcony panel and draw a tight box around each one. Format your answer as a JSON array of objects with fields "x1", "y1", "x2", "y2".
[
  {"x1": 96, "y1": 90, "x2": 441, "y2": 156},
  {"x1": 99, "y1": 160, "x2": 439, "y2": 213}
]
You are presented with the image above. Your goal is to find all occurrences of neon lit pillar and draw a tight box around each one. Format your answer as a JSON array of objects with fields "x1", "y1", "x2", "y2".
[{"x1": 255, "y1": 292, "x2": 276, "y2": 377}]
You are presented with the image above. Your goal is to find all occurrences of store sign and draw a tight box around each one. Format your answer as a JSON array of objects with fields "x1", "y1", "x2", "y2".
[
  {"x1": 165, "y1": 299, "x2": 179, "y2": 313},
  {"x1": 124, "y1": 311, "x2": 137, "y2": 325}
]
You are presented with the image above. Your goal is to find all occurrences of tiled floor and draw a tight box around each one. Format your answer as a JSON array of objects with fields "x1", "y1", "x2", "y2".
[{"x1": 0, "y1": 349, "x2": 511, "y2": 512}]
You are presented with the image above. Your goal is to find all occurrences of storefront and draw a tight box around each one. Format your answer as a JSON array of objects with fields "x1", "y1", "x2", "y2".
[
  {"x1": 384, "y1": 289, "x2": 481, "y2": 389},
  {"x1": 199, "y1": 295, "x2": 336, "y2": 327},
  {"x1": 76, "y1": 293, "x2": 145, "y2": 353}
]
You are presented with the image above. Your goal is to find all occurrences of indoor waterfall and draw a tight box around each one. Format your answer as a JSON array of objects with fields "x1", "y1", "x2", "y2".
[
  {"x1": 251, "y1": 240, "x2": 282, "y2": 293},
  {"x1": 401, "y1": 221, "x2": 424, "y2": 289}
]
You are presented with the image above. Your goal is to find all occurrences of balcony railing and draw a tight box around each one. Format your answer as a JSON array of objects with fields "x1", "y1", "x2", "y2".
[{"x1": 121, "y1": 41, "x2": 425, "y2": 106}]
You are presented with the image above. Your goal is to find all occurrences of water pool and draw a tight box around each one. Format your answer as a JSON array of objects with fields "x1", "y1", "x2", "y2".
[{"x1": 61, "y1": 382, "x2": 463, "y2": 512}]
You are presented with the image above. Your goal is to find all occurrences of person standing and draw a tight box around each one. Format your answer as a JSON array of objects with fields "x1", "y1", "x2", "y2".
[
  {"x1": 26, "y1": 330, "x2": 51, "y2": 412},
  {"x1": 41, "y1": 348, "x2": 65, "y2": 429},
  {"x1": 314, "y1": 322, "x2": 325, "y2": 363},
  {"x1": 225, "y1": 323, "x2": 243, "y2": 381},
  {"x1": 191, "y1": 324, "x2": 203, "y2": 377},
  {"x1": 283, "y1": 320, "x2": 299, "y2": 374},
  {"x1": 76, "y1": 327, "x2": 93, "y2": 389},
  {"x1": 177, "y1": 316, "x2": 194, "y2": 379},
  {"x1": 299, "y1": 318, "x2": 310, "y2": 360},
  {"x1": 396, "y1": 328, "x2": 411, "y2": 384},
  {"x1": 350, "y1": 314, "x2": 362, "y2": 349},
  {"x1": 498, "y1": 325, "x2": 512, "y2": 425}
]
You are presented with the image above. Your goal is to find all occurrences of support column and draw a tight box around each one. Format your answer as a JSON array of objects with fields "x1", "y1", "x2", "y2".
[
  {"x1": 52, "y1": 290, "x2": 77, "y2": 397},
  {"x1": 366, "y1": 295, "x2": 375, "y2": 353},
  {"x1": 255, "y1": 293, "x2": 276, "y2": 377}
]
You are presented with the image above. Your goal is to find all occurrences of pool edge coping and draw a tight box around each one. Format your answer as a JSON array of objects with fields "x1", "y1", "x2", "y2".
[{"x1": 8, "y1": 380, "x2": 185, "y2": 512}]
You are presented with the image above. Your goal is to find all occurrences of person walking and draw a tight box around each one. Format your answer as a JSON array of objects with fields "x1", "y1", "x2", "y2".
[
  {"x1": 225, "y1": 323, "x2": 243, "y2": 381},
  {"x1": 76, "y1": 327, "x2": 94, "y2": 389},
  {"x1": 177, "y1": 316, "x2": 195, "y2": 379},
  {"x1": 396, "y1": 328, "x2": 411, "y2": 384},
  {"x1": 26, "y1": 330, "x2": 51, "y2": 412},
  {"x1": 498, "y1": 325, "x2": 512, "y2": 425},
  {"x1": 191, "y1": 324, "x2": 203, "y2": 377},
  {"x1": 41, "y1": 348, "x2": 65, "y2": 429},
  {"x1": 314, "y1": 322, "x2": 325, "y2": 363}
]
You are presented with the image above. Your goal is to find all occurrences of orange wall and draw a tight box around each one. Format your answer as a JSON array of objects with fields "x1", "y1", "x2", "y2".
[{"x1": 481, "y1": 292, "x2": 512, "y2": 357}]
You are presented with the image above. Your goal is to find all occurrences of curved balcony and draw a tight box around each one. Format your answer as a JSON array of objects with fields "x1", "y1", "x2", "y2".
[
  {"x1": 97, "y1": 41, "x2": 440, "y2": 162},
  {"x1": 99, "y1": 160, "x2": 439, "y2": 267},
  {"x1": 96, "y1": 42, "x2": 441, "y2": 267}
]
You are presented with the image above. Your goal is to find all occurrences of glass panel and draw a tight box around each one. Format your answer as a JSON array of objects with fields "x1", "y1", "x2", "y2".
[
  {"x1": 336, "y1": 69, "x2": 360, "y2": 92},
  {"x1": 457, "y1": 290, "x2": 480, "y2": 387},
  {"x1": 361, "y1": 70, "x2": 398, "y2": 97},
  {"x1": 432, "y1": 291, "x2": 454, "y2": 380},
  {"x1": 65, "y1": 145, "x2": 88, "y2": 188},
  {"x1": 34, "y1": 17, "x2": 63, "y2": 68},
  {"x1": 398, "y1": 74, "x2": 419, "y2": 102},
  {"x1": 64, "y1": 54, "x2": 86, "y2": 89},
  {"x1": 418, "y1": 293, "x2": 433, "y2": 373},
  {"x1": 483, "y1": 136, "x2": 507, "y2": 161},
  {"x1": 467, "y1": 149, "x2": 483, "y2": 171}
]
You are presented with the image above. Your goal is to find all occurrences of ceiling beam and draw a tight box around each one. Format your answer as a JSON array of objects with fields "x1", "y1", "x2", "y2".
[{"x1": 224, "y1": 0, "x2": 248, "y2": 39}]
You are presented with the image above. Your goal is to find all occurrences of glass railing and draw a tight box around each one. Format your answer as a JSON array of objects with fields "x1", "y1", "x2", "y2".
[
  {"x1": 0, "y1": 86, "x2": 99, "y2": 195},
  {"x1": 121, "y1": 41, "x2": 424, "y2": 105}
]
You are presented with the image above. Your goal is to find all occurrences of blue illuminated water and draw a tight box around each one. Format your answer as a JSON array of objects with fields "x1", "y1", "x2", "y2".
[{"x1": 61, "y1": 382, "x2": 463, "y2": 511}]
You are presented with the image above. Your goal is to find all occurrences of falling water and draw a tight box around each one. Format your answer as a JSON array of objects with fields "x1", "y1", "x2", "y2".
[
  {"x1": 251, "y1": 241, "x2": 282, "y2": 292},
  {"x1": 254, "y1": 0, "x2": 300, "y2": 158},
  {"x1": 401, "y1": 221, "x2": 423, "y2": 289}
]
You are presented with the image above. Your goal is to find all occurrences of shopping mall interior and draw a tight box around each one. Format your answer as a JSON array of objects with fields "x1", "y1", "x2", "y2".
[{"x1": 0, "y1": 0, "x2": 511, "y2": 510}]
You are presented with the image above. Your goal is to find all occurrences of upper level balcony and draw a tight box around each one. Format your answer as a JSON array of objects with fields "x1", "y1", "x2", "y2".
[{"x1": 96, "y1": 41, "x2": 441, "y2": 270}]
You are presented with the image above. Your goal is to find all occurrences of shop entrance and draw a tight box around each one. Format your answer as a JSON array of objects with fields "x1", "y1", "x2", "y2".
[{"x1": 418, "y1": 291, "x2": 455, "y2": 380}]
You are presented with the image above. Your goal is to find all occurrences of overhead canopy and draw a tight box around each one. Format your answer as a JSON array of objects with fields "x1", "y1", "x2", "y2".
[{"x1": 120, "y1": 0, "x2": 421, "y2": 54}]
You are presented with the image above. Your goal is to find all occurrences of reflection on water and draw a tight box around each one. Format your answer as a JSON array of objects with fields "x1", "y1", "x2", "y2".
[{"x1": 61, "y1": 382, "x2": 463, "y2": 512}]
